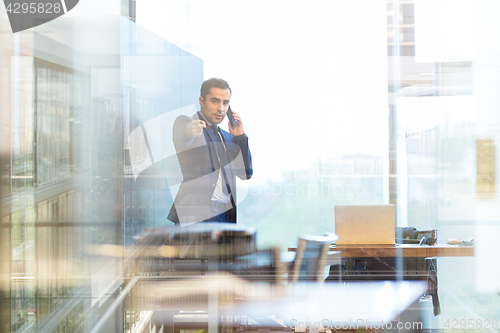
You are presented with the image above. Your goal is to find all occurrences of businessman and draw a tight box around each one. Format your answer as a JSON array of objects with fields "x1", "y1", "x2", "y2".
[{"x1": 167, "y1": 78, "x2": 253, "y2": 225}]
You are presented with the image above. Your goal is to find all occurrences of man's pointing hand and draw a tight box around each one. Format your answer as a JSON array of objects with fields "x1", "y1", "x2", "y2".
[{"x1": 185, "y1": 119, "x2": 206, "y2": 137}]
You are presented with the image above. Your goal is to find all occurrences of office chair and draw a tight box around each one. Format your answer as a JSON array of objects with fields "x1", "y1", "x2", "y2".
[
  {"x1": 289, "y1": 233, "x2": 339, "y2": 282},
  {"x1": 419, "y1": 257, "x2": 441, "y2": 316}
]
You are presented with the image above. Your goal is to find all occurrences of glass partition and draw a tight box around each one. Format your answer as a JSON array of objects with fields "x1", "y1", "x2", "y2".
[
  {"x1": 138, "y1": 0, "x2": 391, "y2": 250},
  {"x1": 135, "y1": 0, "x2": 500, "y2": 329},
  {"x1": 2, "y1": 0, "x2": 500, "y2": 332},
  {"x1": 1, "y1": 5, "x2": 202, "y2": 332}
]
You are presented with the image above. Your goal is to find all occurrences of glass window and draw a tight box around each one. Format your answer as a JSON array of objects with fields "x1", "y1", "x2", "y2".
[{"x1": 11, "y1": 57, "x2": 35, "y2": 192}]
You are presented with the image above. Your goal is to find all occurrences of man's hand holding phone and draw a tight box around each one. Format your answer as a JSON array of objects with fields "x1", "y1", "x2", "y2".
[{"x1": 227, "y1": 106, "x2": 244, "y2": 136}]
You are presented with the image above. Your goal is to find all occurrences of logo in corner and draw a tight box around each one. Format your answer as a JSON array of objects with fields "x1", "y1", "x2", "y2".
[{"x1": 4, "y1": 0, "x2": 79, "y2": 33}]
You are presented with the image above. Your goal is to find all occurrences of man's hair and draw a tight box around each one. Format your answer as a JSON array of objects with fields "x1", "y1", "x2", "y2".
[{"x1": 200, "y1": 78, "x2": 232, "y2": 100}]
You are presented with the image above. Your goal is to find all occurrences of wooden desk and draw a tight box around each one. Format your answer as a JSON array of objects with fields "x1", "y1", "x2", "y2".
[
  {"x1": 289, "y1": 243, "x2": 474, "y2": 317},
  {"x1": 288, "y1": 244, "x2": 475, "y2": 258}
]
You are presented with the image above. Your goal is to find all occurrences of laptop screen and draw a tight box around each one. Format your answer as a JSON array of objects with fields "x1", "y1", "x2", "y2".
[{"x1": 334, "y1": 204, "x2": 395, "y2": 245}]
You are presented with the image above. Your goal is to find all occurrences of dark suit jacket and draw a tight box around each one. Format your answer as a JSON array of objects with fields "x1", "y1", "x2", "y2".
[{"x1": 167, "y1": 112, "x2": 253, "y2": 225}]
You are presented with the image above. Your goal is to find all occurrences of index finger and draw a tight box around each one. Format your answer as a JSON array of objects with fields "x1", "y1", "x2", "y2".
[{"x1": 193, "y1": 119, "x2": 205, "y2": 128}]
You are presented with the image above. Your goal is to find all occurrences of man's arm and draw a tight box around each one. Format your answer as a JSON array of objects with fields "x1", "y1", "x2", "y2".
[
  {"x1": 227, "y1": 110, "x2": 252, "y2": 180},
  {"x1": 233, "y1": 134, "x2": 253, "y2": 180}
]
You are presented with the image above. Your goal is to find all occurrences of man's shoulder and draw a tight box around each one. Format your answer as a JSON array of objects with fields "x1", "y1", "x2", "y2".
[
  {"x1": 174, "y1": 113, "x2": 199, "y2": 126},
  {"x1": 176, "y1": 112, "x2": 199, "y2": 121}
]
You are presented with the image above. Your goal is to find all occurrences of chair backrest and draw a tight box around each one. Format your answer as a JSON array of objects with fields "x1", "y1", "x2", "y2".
[{"x1": 290, "y1": 233, "x2": 338, "y2": 282}]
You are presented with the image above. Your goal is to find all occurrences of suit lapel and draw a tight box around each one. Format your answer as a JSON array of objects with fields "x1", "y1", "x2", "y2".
[
  {"x1": 196, "y1": 113, "x2": 236, "y2": 205},
  {"x1": 196, "y1": 112, "x2": 219, "y2": 170}
]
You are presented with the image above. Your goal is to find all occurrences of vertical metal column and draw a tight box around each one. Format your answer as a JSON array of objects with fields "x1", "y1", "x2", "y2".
[
  {"x1": 388, "y1": 0, "x2": 402, "y2": 220},
  {"x1": 388, "y1": 0, "x2": 404, "y2": 281},
  {"x1": 0, "y1": 148, "x2": 11, "y2": 333}
]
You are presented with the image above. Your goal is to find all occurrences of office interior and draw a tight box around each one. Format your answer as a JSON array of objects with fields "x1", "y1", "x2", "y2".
[{"x1": 1, "y1": 0, "x2": 499, "y2": 332}]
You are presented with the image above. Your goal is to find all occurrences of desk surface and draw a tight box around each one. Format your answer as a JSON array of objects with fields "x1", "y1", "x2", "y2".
[
  {"x1": 130, "y1": 275, "x2": 426, "y2": 328},
  {"x1": 288, "y1": 244, "x2": 474, "y2": 257}
]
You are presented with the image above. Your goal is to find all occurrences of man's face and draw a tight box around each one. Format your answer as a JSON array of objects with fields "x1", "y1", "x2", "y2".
[{"x1": 199, "y1": 87, "x2": 231, "y2": 125}]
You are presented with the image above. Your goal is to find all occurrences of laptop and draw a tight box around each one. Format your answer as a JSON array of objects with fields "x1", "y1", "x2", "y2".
[{"x1": 334, "y1": 204, "x2": 395, "y2": 245}]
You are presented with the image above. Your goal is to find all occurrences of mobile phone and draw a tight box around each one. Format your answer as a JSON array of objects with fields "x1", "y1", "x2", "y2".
[{"x1": 227, "y1": 106, "x2": 236, "y2": 129}]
